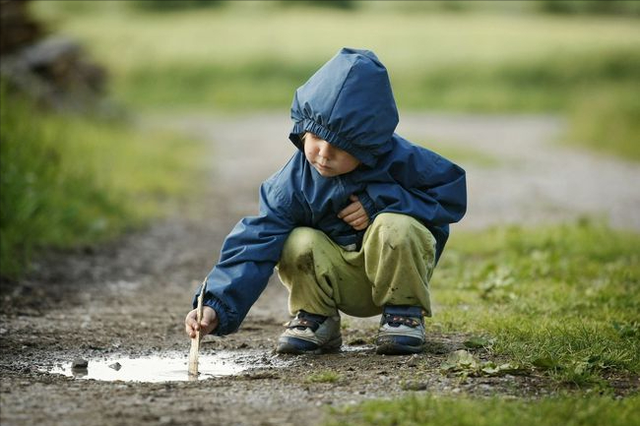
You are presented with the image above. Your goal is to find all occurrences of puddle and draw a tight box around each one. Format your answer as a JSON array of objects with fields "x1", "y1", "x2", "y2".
[
  {"x1": 48, "y1": 351, "x2": 266, "y2": 383},
  {"x1": 341, "y1": 345, "x2": 371, "y2": 353}
]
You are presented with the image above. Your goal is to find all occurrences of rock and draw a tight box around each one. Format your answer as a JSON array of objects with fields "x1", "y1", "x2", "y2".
[
  {"x1": 405, "y1": 356, "x2": 420, "y2": 367},
  {"x1": 159, "y1": 416, "x2": 173, "y2": 425},
  {"x1": 71, "y1": 358, "x2": 88, "y2": 369},
  {"x1": 402, "y1": 380, "x2": 428, "y2": 391},
  {"x1": 108, "y1": 362, "x2": 122, "y2": 371},
  {"x1": 0, "y1": 0, "x2": 43, "y2": 54},
  {"x1": 0, "y1": 1, "x2": 114, "y2": 117}
]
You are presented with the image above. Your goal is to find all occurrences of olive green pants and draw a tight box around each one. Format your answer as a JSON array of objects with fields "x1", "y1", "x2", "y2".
[{"x1": 277, "y1": 213, "x2": 437, "y2": 318}]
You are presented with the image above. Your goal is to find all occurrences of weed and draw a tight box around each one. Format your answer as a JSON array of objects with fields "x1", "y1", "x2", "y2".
[
  {"x1": 306, "y1": 371, "x2": 342, "y2": 384},
  {"x1": 440, "y1": 349, "x2": 529, "y2": 379}
]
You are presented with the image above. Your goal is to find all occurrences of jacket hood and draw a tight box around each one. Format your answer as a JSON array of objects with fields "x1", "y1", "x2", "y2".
[{"x1": 289, "y1": 48, "x2": 399, "y2": 168}]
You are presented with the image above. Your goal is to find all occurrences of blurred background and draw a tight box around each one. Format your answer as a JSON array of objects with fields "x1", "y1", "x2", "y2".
[{"x1": 1, "y1": 0, "x2": 639, "y2": 279}]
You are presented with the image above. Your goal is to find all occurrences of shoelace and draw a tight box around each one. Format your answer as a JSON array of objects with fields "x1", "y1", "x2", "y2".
[
  {"x1": 383, "y1": 314, "x2": 421, "y2": 328},
  {"x1": 288, "y1": 311, "x2": 327, "y2": 332}
]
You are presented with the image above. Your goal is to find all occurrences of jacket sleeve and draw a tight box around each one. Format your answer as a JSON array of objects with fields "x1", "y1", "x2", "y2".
[
  {"x1": 356, "y1": 142, "x2": 467, "y2": 227},
  {"x1": 194, "y1": 180, "x2": 298, "y2": 336}
]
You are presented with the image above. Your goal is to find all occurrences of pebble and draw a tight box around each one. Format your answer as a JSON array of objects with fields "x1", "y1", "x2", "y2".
[
  {"x1": 71, "y1": 358, "x2": 88, "y2": 369},
  {"x1": 109, "y1": 362, "x2": 122, "y2": 371},
  {"x1": 402, "y1": 381, "x2": 428, "y2": 391},
  {"x1": 406, "y1": 358, "x2": 419, "y2": 367}
]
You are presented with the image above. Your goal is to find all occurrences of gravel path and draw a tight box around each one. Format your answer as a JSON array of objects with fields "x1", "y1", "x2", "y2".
[
  {"x1": 177, "y1": 111, "x2": 640, "y2": 231},
  {"x1": 1, "y1": 112, "x2": 638, "y2": 426}
]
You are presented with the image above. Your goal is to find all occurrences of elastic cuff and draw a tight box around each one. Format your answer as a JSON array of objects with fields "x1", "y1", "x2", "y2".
[
  {"x1": 192, "y1": 294, "x2": 236, "y2": 336},
  {"x1": 355, "y1": 190, "x2": 377, "y2": 220},
  {"x1": 289, "y1": 119, "x2": 379, "y2": 167}
]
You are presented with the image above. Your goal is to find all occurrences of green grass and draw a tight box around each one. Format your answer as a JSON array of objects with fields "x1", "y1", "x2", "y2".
[
  {"x1": 306, "y1": 371, "x2": 343, "y2": 384},
  {"x1": 0, "y1": 87, "x2": 207, "y2": 279},
  {"x1": 433, "y1": 220, "x2": 640, "y2": 386},
  {"x1": 566, "y1": 85, "x2": 640, "y2": 161},
  {"x1": 31, "y1": 3, "x2": 640, "y2": 112},
  {"x1": 327, "y1": 394, "x2": 640, "y2": 426}
]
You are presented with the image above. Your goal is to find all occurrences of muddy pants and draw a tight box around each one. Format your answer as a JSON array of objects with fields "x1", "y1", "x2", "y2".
[{"x1": 277, "y1": 213, "x2": 437, "y2": 318}]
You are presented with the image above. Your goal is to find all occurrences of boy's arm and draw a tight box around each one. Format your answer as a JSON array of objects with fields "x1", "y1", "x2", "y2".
[
  {"x1": 356, "y1": 141, "x2": 467, "y2": 227},
  {"x1": 194, "y1": 181, "x2": 298, "y2": 336}
]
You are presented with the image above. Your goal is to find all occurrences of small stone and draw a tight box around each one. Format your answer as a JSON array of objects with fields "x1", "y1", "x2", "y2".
[
  {"x1": 71, "y1": 358, "x2": 88, "y2": 369},
  {"x1": 402, "y1": 381, "x2": 428, "y2": 391},
  {"x1": 108, "y1": 362, "x2": 122, "y2": 371},
  {"x1": 406, "y1": 359, "x2": 419, "y2": 367}
]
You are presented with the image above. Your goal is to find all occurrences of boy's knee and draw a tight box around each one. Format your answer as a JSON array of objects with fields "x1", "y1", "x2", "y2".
[
  {"x1": 281, "y1": 227, "x2": 322, "y2": 262},
  {"x1": 372, "y1": 213, "x2": 417, "y2": 241},
  {"x1": 279, "y1": 227, "x2": 332, "y2": 283},
  {"x1": 369, "y1": 213, "x2": 434, "y2": 251}
]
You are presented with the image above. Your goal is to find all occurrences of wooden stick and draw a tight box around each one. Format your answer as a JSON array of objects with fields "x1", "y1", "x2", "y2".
[{"x1": 188, "y1": 279, "x2": 207, "y2": 377}]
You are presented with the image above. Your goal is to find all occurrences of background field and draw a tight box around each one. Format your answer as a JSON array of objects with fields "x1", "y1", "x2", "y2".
[{"x1": 32, "y1": 1, "x2": 640, "y2": 158}]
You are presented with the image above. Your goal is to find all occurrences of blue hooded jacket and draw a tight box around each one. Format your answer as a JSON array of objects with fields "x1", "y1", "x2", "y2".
[{"x1": 197, "y1": 48, "x2": 467, "y2": 336}]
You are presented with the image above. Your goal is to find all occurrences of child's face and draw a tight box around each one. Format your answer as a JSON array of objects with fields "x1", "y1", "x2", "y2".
[{"x1": 303, "y1": 133, "x2": 361, "y2": 177}]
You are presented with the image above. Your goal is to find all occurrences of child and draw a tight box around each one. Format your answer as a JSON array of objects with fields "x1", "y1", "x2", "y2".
[{"x1": 185, "y1": 48, "x2": 466, "y2": 355}]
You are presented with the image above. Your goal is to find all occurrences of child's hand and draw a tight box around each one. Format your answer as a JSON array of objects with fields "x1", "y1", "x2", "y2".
[
  {"x1": 185, "y1": 306, "x2": 218, "y2": 339},
  {"x1": 338, "y1": 195, "x2": 370, "y2": 231}
]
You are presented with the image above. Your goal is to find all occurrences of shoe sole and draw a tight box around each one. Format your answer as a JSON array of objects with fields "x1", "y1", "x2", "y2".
[
  {"x1": 276, "y1": 337, "x2": 342, "y2": 355},
  {"x1": 375, "y1": 342, "x2": 425, "y2": 355}
]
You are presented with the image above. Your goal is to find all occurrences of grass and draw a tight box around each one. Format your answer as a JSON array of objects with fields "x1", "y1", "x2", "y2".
[
  {"x1": 327, "y1": 393, "x2": 640, "y2": 426},
  {"x1": 31, "y1": 3, "x2": 640, "y2": 111},
  {"x1": 565, "y1": 85, "x2": 640, "y2": 161},
  {"x1": 433, "y1": 220, "x2": 640, "y2": 386},
  {"x1": 0, "y1": 87, "x2": 207, "y2": 279},
  {"x1": 306, "y1": 371, "x2": 343, "y2": 384}
]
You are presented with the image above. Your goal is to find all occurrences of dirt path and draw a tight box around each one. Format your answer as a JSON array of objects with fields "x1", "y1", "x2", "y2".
[{"x1": 1, "y1": 113, "x2": 639, "y2": 426}]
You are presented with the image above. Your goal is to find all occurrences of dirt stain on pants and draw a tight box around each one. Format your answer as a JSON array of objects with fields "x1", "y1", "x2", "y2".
[{"x1": 277, "y1": 213, "x2": 437, "y2": 318}]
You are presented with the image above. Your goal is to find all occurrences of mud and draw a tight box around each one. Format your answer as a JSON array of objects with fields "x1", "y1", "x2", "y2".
[{"x1": 2, "y1": 113, "x2": 639, "y2": 426}]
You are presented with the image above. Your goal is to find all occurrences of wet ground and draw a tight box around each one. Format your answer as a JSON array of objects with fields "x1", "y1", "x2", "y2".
[{"x1": 2, "y1": 112, "x2": 639, "y2": 426}]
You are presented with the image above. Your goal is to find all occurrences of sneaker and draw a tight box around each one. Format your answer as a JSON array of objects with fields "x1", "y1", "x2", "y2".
[
  {"x1": 375, "y1": 305, "x2": 426, "y2": 355},
  {"x1": 276, "y1": 310, "x2": 342, "y2": 355}
]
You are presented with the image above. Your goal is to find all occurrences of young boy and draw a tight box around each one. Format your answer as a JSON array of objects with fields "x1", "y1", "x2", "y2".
[{"x1": 185, "y1": 48, "x2": 466, "y2": 355}]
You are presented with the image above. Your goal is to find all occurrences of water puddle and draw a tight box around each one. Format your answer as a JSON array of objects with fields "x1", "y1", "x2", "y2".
[
  {"x1": 48, "y1": 351, "x2": 267, "y2": 383},
  {"x1": 341, "y1": 345, "x2": 371, "y2": 353}
]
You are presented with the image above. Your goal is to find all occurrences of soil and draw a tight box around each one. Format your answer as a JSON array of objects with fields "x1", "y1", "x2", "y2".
[{"x1": 1, "y1": 112, "x2": 639, "y2": 426}]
